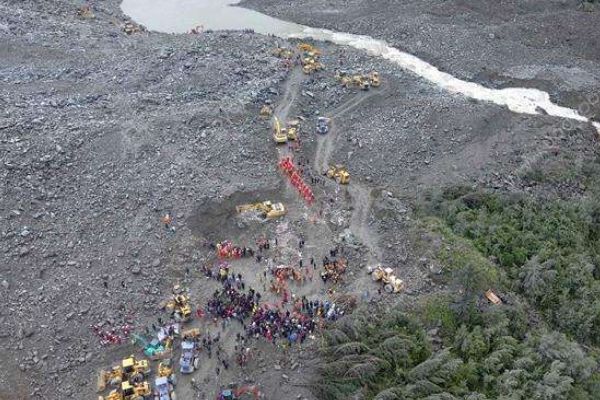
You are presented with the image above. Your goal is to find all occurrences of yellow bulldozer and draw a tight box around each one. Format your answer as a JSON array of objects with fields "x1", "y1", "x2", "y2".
[
  {"x1": 286, "y1": 119, "x2": 300, "y2": 141},
  {"x1": 368, "y1": 266, "x2": 404, "y2": 293},
  {"x1": 100, "y1": 380, "x2": 152, "y2": 400},
  {"x1": 272, "y1": 47, "x2": 294, "y2": 59},
  {"x1": 98, "y1": 356, "x2": 150, "y2": 392},
  {"x1": 301, "y1": 57, "x2": 323, "y2": 74},
  {"x1": 369, "y1": 71, "x2": 381, "y2": 87},
  {"x1": 336, "y1": 70, "x2": 380, "y2": 89},
  {"x1": 260, "y1": 104, "x2": 273, "y2": 118},
  {"x1": 165, "y1": 292, "x2": 192, "y2": 322},
  {"x1": 297, "y1": 43, "x2": 321, "y2": 55},
  {"x1": 236, "y1": 201, "x2": 287, "y2": 220},
  {"x1": 325, "y1": 165, "x2": 350, "y2": 184}
]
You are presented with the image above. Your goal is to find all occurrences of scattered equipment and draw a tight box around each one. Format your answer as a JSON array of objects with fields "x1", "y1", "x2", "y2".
[
  {"x1": 368, "y1": 266, "x2": 405, "y2": 293},
  {"x1": 335, "y1": 70, "x2": 381, "y2": 90},
  {"x1": 325, "y1": 165, "x2": 350, "y2": 184},
  {"x1": 236, "y1": 201, "x2": 287, "y2": 220}
]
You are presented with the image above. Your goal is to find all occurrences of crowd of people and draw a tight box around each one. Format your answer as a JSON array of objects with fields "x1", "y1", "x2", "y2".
[
  {"x1": 206, "y1": 286, "x2": 261, "y2": 326},
  {"x1": 90, "y1": 323, "x2": 133, "y2": 346}
]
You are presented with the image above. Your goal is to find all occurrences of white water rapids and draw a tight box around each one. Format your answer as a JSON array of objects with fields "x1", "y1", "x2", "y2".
[{"x1": 121, "y1": 0, "x2": 599, "y2": 133}]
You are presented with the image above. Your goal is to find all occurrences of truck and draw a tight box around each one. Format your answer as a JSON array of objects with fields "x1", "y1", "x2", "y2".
[{"x1": 179, "y1": 340, "x2": 199, "y2": 374}]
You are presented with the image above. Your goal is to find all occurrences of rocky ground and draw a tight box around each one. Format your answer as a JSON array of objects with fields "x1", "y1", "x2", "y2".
[{"x1": 1, "y1": 0, "x2": 599, "y2": 399}]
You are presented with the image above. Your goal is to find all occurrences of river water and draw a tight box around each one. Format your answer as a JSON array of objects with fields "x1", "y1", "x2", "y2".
[{"x1": 121, "y1": 0, "x2": 599, "y2": 133}]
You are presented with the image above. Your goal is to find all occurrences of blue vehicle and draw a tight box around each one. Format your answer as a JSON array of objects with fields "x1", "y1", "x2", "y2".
[
  {"x1": 179, "y1": 340, "x2": 199, "y2": 374},
  {"x1": 154, "y1": 376, "x2": 176, "y2": 400},
  {"x1": 316, "y1": 117, "x2": 330, "y2": 134}
]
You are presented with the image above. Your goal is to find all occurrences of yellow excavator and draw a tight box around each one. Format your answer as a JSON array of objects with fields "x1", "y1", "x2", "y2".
[
  {"x1": 325, "y1": 165, "x2": 350, "y2": 184},
  {"x1": 368, "y1": 266, "x2": 404, "y2": 293},
  {"x1": 273, "y1": 117, "x2": 288, "y2": 144},
  {"x1": 236, "y1": 201, "x2": 287, "y2": 219}
]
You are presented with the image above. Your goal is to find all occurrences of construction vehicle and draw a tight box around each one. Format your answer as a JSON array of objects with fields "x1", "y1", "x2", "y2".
[
  {"x1": 259, "y1": 104, "x2": 272, "y2": 118},
  {"x1": 154, "y1": 376, "x2": 176, "y2": 400},
  {"x1": 369, "y1": 71, "x2": 381, "y2": 87},
  {"x1": 100, "y1": 380, "x2": 152, "y2": 400},
  {"x1": 236, "y1": 201, "x2": 287, "y2": 220},
  {"x1": 179, "y1": 340, "x2": 200, "y2": 374},
  {"x1": 98, "y1": 366, "x2": 124, "y2": 392},
  {"x1": 272, "y1": 47, "x2": 294, "y2": 59},
  {"x1": 77, "y1": 4, "x2": 94, "y2": 18},
  {"x1": 368, "y1": 266, "x2": 405, "y2": 293},
  {"x1": 98, "y1": 356, "x2": 150, "y2": 392},
  {"x1": 181, "y1": 328, "x2": 201, "y2": 341},
  {"x1": 297, "y1": 43, "x2": 321, "y2": 55},
  {"x1": 122, "y1": 356, "x2": 151, "y2": 383},
  {"x1": 325, "y1": 164, "x2": 350, "y2": 184},
  {"x1": 157, "y1": 359, "x2": 177, "y2": 384},
  {"x1": 123, "y1": 21, "x2": 142, "y2": 35},
  {"x1": 286, "y1": 119, "x2": 300, "y2": 140},
  {"x1": 301, "y1": 57, "x2": 323, "y2": 74},
  {"x1": 316, "y1": 117, "x2": 330, "y2": 134},
  {"x1": 165, "y1": 291, "x2": 192, "y2": 322},
  {"x1": 155, "y1": 361, "x2": 176, "y2": 400},
  {"x1": 132, "y1": 334, "x2": 170, "y2": 360},
  {"x1": 485, "y1": 289, "x2": 502, "y2": 305},
  {"x1": 272, "y1": 117, "x2": 288, "y2": 144}
]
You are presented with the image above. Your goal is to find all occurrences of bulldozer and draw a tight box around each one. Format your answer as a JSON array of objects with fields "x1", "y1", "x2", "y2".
[
  {"x1": 325, "y1": 165, "x2": 350, "y2": 184},
  {"x1": 236, "y1": 201, "x2": 287, "y2": 220},
  {"x1": 98, "y1": 366, "x2": 124, "y2": 392},
  {"x1": 369, "y1": 71, "x2": 381, "y2": 87},
  {"x1": 286, "y1": 119, "x2": 300, "y2": 141},
  {"x1": 157, "y1": 359, "x2": 177, "y2": 387},
  {"x1": 165, "y1": 293, "x2": 192, "y2": 322},
  {"x1": 301, "y1": 57, "x2": 323, "y2": 74},
  {"x1": 368, "y1": 266, "x2": 404, "y2": 293},
  {"x1": 98, "y1": 356, "x2": 150, "y2": 393},
  {"x1": 272, "y1": 47, "x2": 294, "y2": 59},
  {"x1": 100, "y1": 380, "x2": 152, "y2": 400},
  {"x1": 297, "y1": 43, "x2": 321, "y2": 55},
  {"x1": 259, "y1": 104, "x2": 272, "y2": 118},
  {"x1": 122, "y1": 356, "x2": 151, "y2": 382}
]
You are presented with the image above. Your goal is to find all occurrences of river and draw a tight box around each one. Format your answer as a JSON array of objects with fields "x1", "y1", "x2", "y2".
[{"x1": 121, "y1": 0, "x2": 600, "y2": 133}]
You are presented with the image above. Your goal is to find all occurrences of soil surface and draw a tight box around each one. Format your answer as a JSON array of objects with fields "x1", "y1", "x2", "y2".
[{"x1": 1, "y1": 0, "x2": 599, "y2": 399}]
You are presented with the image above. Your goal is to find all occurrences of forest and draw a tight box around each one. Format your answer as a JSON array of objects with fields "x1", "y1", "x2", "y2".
[{"x1": 312, "y1": 157, "x2": 600, "y2": 399}]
